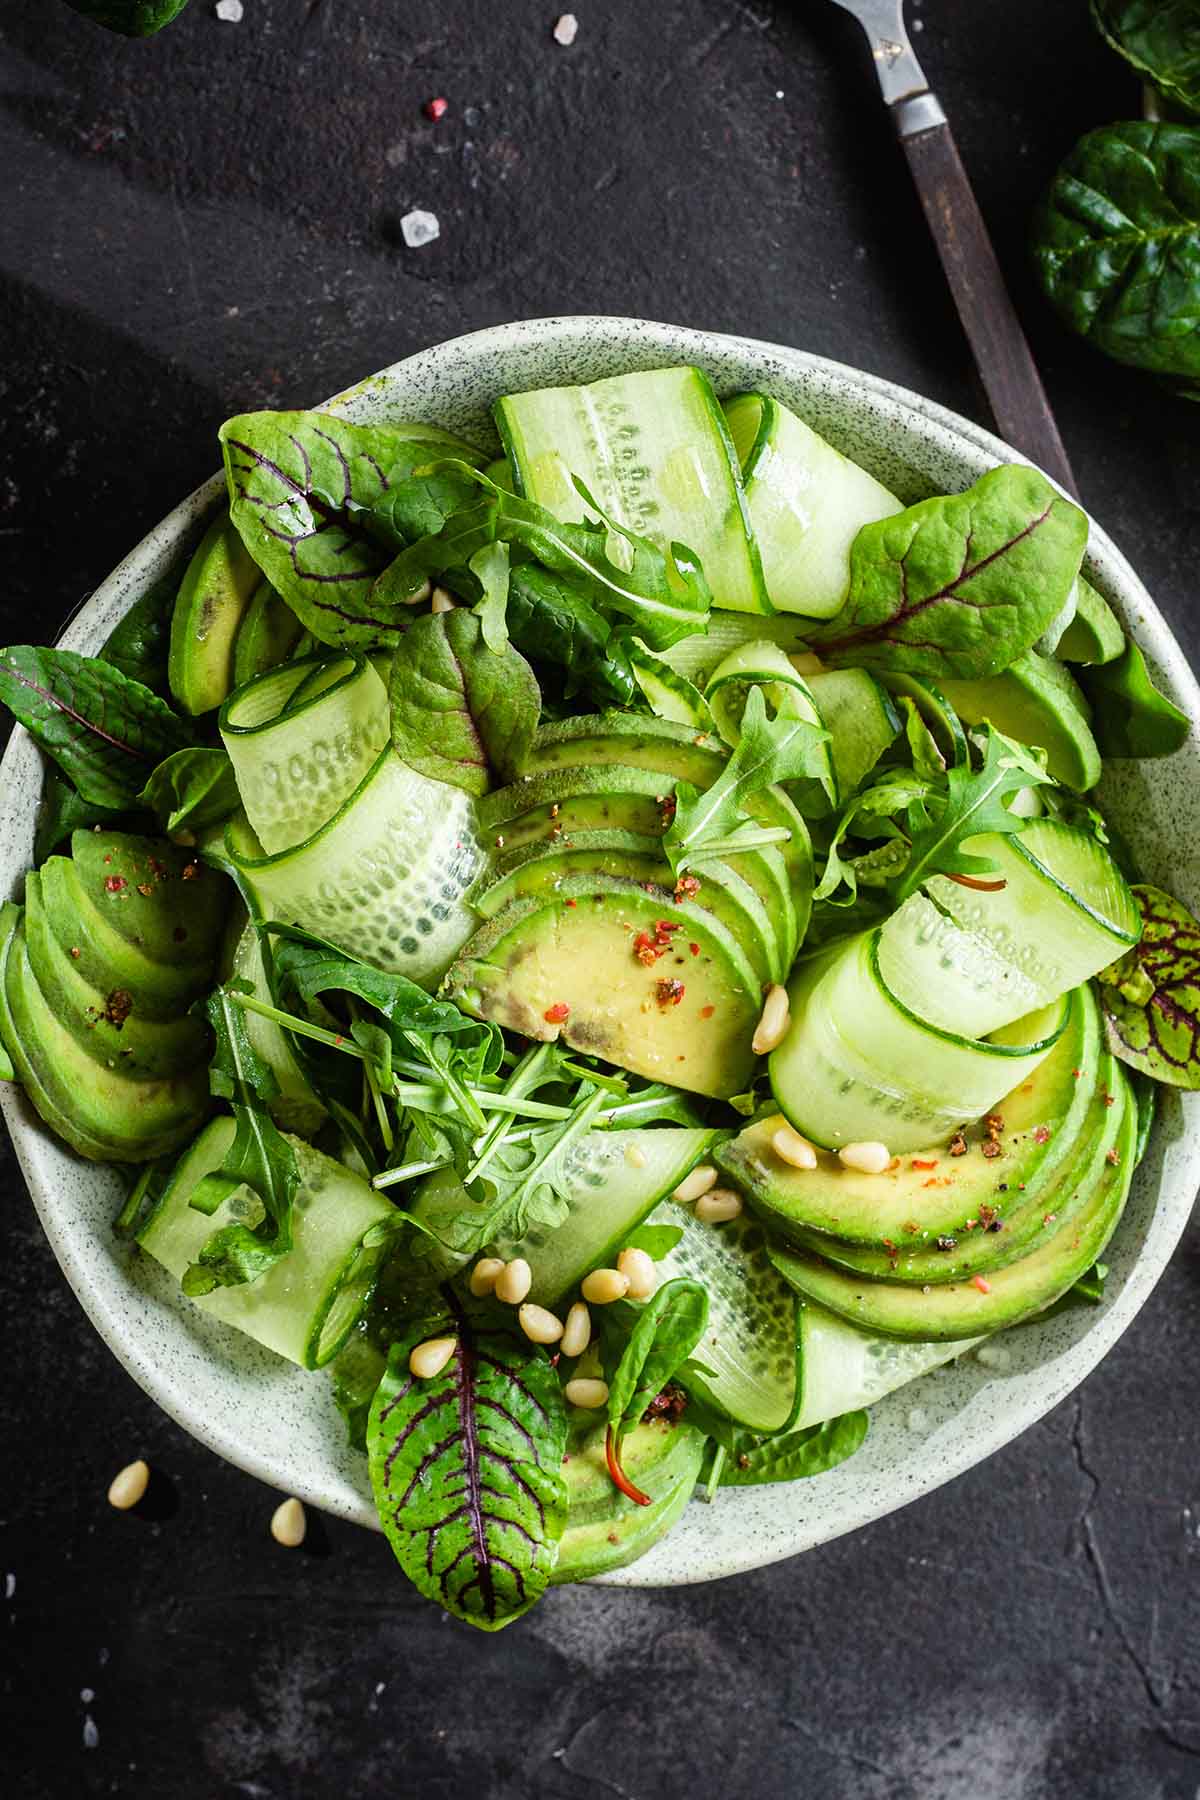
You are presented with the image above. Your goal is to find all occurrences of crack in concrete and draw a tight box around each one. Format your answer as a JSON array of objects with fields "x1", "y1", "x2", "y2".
[
  {"x1": 784, "y1": 1714, "x2": 896, "y2": 1781},
  {"x1": 554, "y1": 1716, "x2": 640, "y2": 1800}
]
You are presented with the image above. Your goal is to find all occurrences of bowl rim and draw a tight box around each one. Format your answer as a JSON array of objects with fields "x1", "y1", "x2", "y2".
[{"x1": 5, "y1": 313, "x2": 1199, "y2": 1589}]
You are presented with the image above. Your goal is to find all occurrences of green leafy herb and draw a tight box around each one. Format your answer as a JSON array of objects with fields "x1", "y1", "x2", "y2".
[
  {"x1": 138, "y1": 747, "x2": 241, "y2": 836},
  {"x1": 810, "y1": 465, "x2": 1088, "y2": 680},
  {"x1": 813, "y1": 770, "x2": 931, "y2": 906},
  {"x1": 388, "y1": 608, "x2": 539, "y2": 797},
  {"x1": 62, "y1": 0, "x2": 191, "y2": 35},
  {"x1": 98, "y1": 572, "x2": 176, "y2": 696},
  {"x1": 622, "y1": 1222, "x2": 685, "y2": 1260},
  {"x1": 1099, "y1": 883, "x2": 1200, "y2": 1088},
  {"x1": 717, "y1": 1411, "x2": 869, "y2": 1487},
  {"x1": 470, "y1": 540, "x2": 511, "y2": 653},
  {"x1": 34, "y1": 764, "x2": 126, "y2": 864},
  {"x1": 1091, "y1": 2, "x2": 1200, "y2": 119},
  {"x1": 1032, "y1": 123, "x2": 1200, "y2": 383},
  {"x1": 331, "y1": 1329, "x2": 388, "y2": 1451},
  {"x1": 890, "y1": 726, "x2": 1052, "y2": 903},
  {"x1": 505, "y1": 563, "x2": 637, "y2": 707},
  {"x1": 368, "y1": 1305, "x2": 568, "y2": 1630},
  {"x1": 0, "y1": 646, "x2": 192, "y2": 808},
  {"x1": 602, "y1": 1278, "x2": 709, "y2": 1504},
  {"x1": 1081, "y1": 640, "x2": 1190, "y2": 758}
]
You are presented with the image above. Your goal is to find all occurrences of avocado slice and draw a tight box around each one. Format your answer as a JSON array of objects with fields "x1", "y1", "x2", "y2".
[
  {"x1": 232, "y1": 581, "x2": 305, "y2": 689},
  {"x1": 24, "y1": 872, "x2": 209, "y2": 1080},
  {"x1": 1057, "y1": 578, "x2": 1125, "y2": 666},
  {"x1": 768, "y1": 1074, "x2": 1134, "y2": 1341},
  {"x1": 445, "y1": 875, "x2": 762, "y2": 1099},
  {"x1": 1081, "y1": 639, "x2": 1190, "y2": 759},
  {"x1": 38, "y1": 856, "x2": 209, "y2": 1021},
  {"x1": 0, "y1": 914, "x2": 210, "y2": 1162},
  {"x1": 719, "y1": 985, "x2": 1098, "y2": 1251},
  {"x1": 939, "y1": 650, "x2": 1101, "y2": 791},
  {"x1": 524, "y1": 712, "x2": 727, "y2": 786},
  {"x1": 168, "y1": 515, "x2": 260, "y2": 716},
  {"x1": 551, "y1": 1412, "x2": 705, "y2": 1583},
  {"x1": 71, "y1": 831, "x2": 227, "y2": 968}
]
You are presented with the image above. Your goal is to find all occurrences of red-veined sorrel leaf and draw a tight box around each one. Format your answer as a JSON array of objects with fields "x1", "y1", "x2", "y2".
[
  {"x1": 1099, "y1": 883, "x2": 1200, "y2": 1088},
  {"x1": 367, "y1": 1302, "x2": 568, "y2": 1630}
]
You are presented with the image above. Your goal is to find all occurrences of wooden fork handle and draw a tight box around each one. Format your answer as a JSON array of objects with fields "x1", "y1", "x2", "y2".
[{"x1": 895, "y1": 100, "x2": 1080, "y2": 499}]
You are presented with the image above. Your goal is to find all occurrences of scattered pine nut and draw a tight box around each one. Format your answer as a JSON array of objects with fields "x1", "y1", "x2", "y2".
[
  {"x1": 581, "y1": 1267, "x2": 630, "y2": 1305},
  {"x1": 518, "y1": 1303, "x2": 564, "y2": 1345},
  {"x1": 494, "y1": 1258, "x2": 533, "y2": 1304},
  {"x1": 560, "y1": 1301, "x2": 591, "y2": 1359},
  {"x1": 107, "y1": 1459, "x2": 149, "y2": 1511},
  {"x1": 563, "y1": 1377, "x2": 609, "y2": 1409},
  {"x1": 624, "y1": 1143, "x2": 647, "y2": 1169},
  {"x1": 695, "y1": 1187, "x2": 743, "y2": 1223},
  {"x1": 270, "y1": 1497, "x2": 307, "y2": 1548},
  {"x1": 617, "y1": 1246, "x2": 657, "y2": 1300},
  {"x1": 771, "y1": 1123, "x2": 818, "y2": 1170},
  {"x1": 672, "y1": 1163, "x2": 718, "y2": 1205},
  {"x1": 431, "y1": 587, "x2": 455, "y2": 614},
  {"x1": 409, "y1": 1335, "x2": 457, "y2": 1379},
  {"x1": 752, "y1": 983, "x2": 790, "y2": 1055},
  {"x1": 838, "y1": 1141, "x2": 891, "y2": 1176},
  {"x1": 468, "y1": 1256, "x2": 505, "y2": 1298}
]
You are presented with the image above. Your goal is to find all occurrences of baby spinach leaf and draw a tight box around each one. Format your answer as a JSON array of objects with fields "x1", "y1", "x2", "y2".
[
  {"x1": 34, "y1": 764, "x2": 127, "y2": 864},
  {"x1": 1032, "y1": 123, "x2": 1200, "y2": 381},
  {"x1": 718, "y1": 1411, "x2": 869, "y2": 1487},
  {"x1": 368, "y1": 1305, "x2": 569, "y2": 1630},
  {"x1": 63, "y1": 0, "x2": 191, "y2": 35},
  {"x1": 1099, "y1": 883, "x2": 1200, "y2": 1087},
  {"x1": 607, "y1": 1277, "x2": 709, "y2": 1443},
  {"x1": 138, "y1": 746, "x2": 240, "y2": 836},
  {"x1": 388, "y1": 608, "x2": 539, "y2": 797},
  {"x1": 469, "y1": 540, "x2": 511, "y2": 653},
  {"x1": 265, "y1": 924, "x2": 471, "y2": 1036},
  {"x1": 505, "y1": 562, "x2": 638, "y2": 707},
  {"x1": 890, "y1": 726, "x2": 1052, "y2": 903},
  {"x1": 0, "y1": 645, "x2": 192, "y2": 808},
  {"x1": 1091, "y1": 2, "x2": 1200, "y2": 119},
  {"x1": 1080, "y1": 640, "x2": 1190, "y2": 757},
  {"x1": 811, "y1": 465, "x2": 1088, "y2": 680},
  {"x1": 98, "y1": 572, "x2": 176, "y2": 696}
]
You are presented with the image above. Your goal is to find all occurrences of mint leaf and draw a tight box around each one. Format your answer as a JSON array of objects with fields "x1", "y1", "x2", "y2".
[
  {"x1": 890, "y1": 726, "x2": 1052, "y2": 903},
  {"x1": 368, "y1": 1306, "x2": 569, "y2": 1630},
  {"x1": 138, "y1": 746, "x2": 240, "y2": 835},
  {"x1": 388, "y1": 608, "x2": 539, "y2": 797},
  {"x1": 812, "y1": 465, "x2": 1088, "y2": 681},
  {"x1": 1099, "y1": 883, "x2": 1200, "y2": 1088},
  {"x1": 0, "y1": 646, "x2": 192, "y2": 808},
  {"x1": 719, "y1": 1411, "x2": 868, "y2": 1487}
]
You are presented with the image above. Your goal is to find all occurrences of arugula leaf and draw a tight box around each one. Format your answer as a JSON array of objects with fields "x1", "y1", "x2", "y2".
[
  {"x1": 664, "y1": 686, "x2": 829, "y2": 875},
  {"x1": 604, "y1": 1277, "x2": 708, "y2": 1503},
  {"x1": 388, "y1": 608, "x2": 539, "y2": 797},
  {"x1": 899, "y1": 695, "x2": 948, "y2": 781},
  {"x1": 1099, "y1": 883, "x2": 1200, "y2": 1088},
  {"x1": 810, "y1": 465, "x2": 1088, "y2": 681},
  {"x1": 368, "y1": 1304, "x2": 569, "y2": 1630},
  {"x1": 1081, "y1": 640, "x2": 1190, "y2": 758},
  {"x1": 182, "y1": 987, "x2": 301, "y2": 1295},
  {"x1": 138, "y1": 747, "x2": 241, "y2": 836},
  {"x1": 98, "y1": 572, "x2": 176, "y2": 696},
  {"x1": 718, "y1": 1411, "x2": 869, "y2": 1487},
  {"x1": 813, "y1": 770, "x2": 931, "y2": 906},
  {"x1": 0, "y1": 646, "x2": 192, "y2": 808},
  {"x1": 505, "y1": 562, "x2": 638, "y2": 707},
  {"x1": 890, "y1": 726, "x2": 1052, "y2": 903},
  {"x1": 622, "y1": 1222, "x2": 685, "y2": 1260},
  {"x1": 265, "y1": 922, "x2": 472, "y2": 1038}
]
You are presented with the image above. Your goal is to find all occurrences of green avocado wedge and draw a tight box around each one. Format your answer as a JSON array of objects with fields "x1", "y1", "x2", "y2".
[
  {"x1": 232, "y1": 582, "x2": 306, "y2": 688},
  {"x1": 522, "y1": 712, "x2": 727, "y2": 786},
  {"x1": 550, "y1": 1413, "x2": 705, "y2": 1583},
  {"x1": 169, "y1": 515, "x2": 261, "y2": 716},
  {"x1": 1081, "y1": 640, "x2": 1190, "y2": 759},
  {"x1": 939, "y1": 649, "x2": 1101, "y2": 791},
  {"x1": 1057, "y1": 579, "x2": 1125, "y2": 666},
  {"x1": 71, "y1": 830, "x2": 227, "y2": 969},
  {"x1": 768, "y1": 1073, "x2": 1134, "y2": 1341},
  {"x1": 38, "y1": 855, "x2": 210, "y2": 1021},
  {"x1": 63, "y1": 0, "x2": 191, "y2": 34}
]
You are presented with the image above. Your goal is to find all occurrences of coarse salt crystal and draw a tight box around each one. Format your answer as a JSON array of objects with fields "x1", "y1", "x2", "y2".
[
  {"x1": 83, "y1": 1716, "x2": 99, "y2": 1751},
  {"x1": 553, "y1": 13, "x2": 578, "y2": 46},
  {"x1": 905, "y1": 1406, "x2": 930, "y2": 1434},
  {"x1": 215, "y1": 0, "x2": 244, "y2": 21},
  {"x1": 400, "y1": 209, "x2": 440, "y2": 248},
  {"x1": 975, "y1": 1343, "x2": 1013, "y2": 1372}
]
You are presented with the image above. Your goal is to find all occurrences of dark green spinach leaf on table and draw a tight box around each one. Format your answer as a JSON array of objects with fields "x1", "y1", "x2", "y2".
[
  {"x1": 368, "y1": 1308, "x2": 569, "y2": 1630},
  {"x1": 389, "y1": 608, "x2": 539, "y2": 796},
  {"x1": 138, "y1": 746, "x2": 241, "y2": 835},
  {"x1": 62, "y1": 0, "x2": 190, "y2": 34},
  {"x1": 1032, "y1": 123, "x2": 1200, "y2": 384},
  {"x1": 1099, "y1": 883, "x2": 1200, "y2": 1088},
  {"x1": 718, "y1": 1410, "x2": 869, "y2": 1487},
  {"x1": 809, "y1": 464, "x2": 1088, "y2": 680},
  {"x1": 1091, "y1": 2, "x2": 1200, "y2": 117}
]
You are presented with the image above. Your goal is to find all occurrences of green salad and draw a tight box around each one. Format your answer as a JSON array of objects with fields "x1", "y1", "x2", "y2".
[{"x1": 1, "y1": 363, "x2": 1196, "y2": 1630}]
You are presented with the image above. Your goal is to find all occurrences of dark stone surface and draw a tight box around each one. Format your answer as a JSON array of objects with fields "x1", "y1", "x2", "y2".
[{"x1": 1, "y1": 3, "x2": 1199, "y2": 1796}]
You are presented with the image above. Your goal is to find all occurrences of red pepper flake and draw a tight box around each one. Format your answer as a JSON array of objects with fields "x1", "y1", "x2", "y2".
[
  {"x1": 1072, "y1": 1068, "x2": 1082, "y2": 1080},
  {"x1": 656, "y1": 978, "x2": 685, "y2": 1008},
  {"x1": 655, "y1": 920, "x2": 681, "y2": 937},
  {"x1": 633, "y1": 919, "x2": 680, "y2": 966},
  {"x1": 1043, "y1": 1213, "x2": 1057, "y2": 1226},
  {"x1": 544, "y1": 1002, "x2": 570, "y2": 1024},
  {"x1": 699, "y1": 1003, "x2": 715, "y2": 1020},
  {"x1": 181, "y1": 862, "x2": 199, "y2": 881},
  {"x1": 882, "y1": 1237, "x2": 897, "y2": 1251},
  {"x1": 1106, "y1": 1147, "x2": 1121, "y2": 1166},
  {"x1": 103, "y1": 855, "x2": 112, "y2": 864},
  {"x1": 550, "y1": 803, "x2": 560, "y2": 819},
  {"x1": 675, "y1": 874, "x2": 701, "y2": 902},
  {"x1": 104, "y1": 875, "x2": 126, "y2": 893},
  {"x1": 972, "y1": 1275, "x2": 992, "y2": 1294},
  {"x1": 948, "y1": 1131, "x2": 968, "y2": 1157},
  {"x1": 689, "y1": 942, "x2": 700, "y2": 957},
  {"x1": 911, "y1": 1158, "x2": 938, "y2": 1170},
  {"x1": 981, "y1": 1139, "x2": 1003, "y2": 1159},
  {"x1": 965, "y1": 1218, "x2": 978, "y2": 1230},
  {"x1": 564, "y1": 897, "x2": 577, "y2": 908},
  {"x1": 659, "y1": 795, "x2": 677, "y2": 826},
  {"x1": 1103, "y1": 1092, "x2": 1115, "y2": 1107},
  {"x1": 334, "y1": 1033, "x2": 344, "y2": 1047},
  {"x1": 70, "y1": 946, "x2": 81, "y2": 959},
  {"x1": 137, "y1": 882, "x2": 153, "y2": 897},
  {"x1": 1033, "y1": 1125, "x2": 1051, "y2": 1145},
  {"x1": 424, "y1": 93, "x2": 448, "y2": 119}
]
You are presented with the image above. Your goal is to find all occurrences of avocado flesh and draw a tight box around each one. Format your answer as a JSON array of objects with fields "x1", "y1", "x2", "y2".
[
  {"x1": 1057, "y1": 579, "x2": 1125, "y2": 666},
  {"x1": 768, "y1": 1074, "x2": 1134, "y2": 1341},
  {"x1": 39, "y1": 856, "x2": 209, "y2": 1021},
  {"x1": 551, "y1": 1412, "x2": 705, "y2": 1583},
  {"x1": 445, "y1": 876, "x2": 761, "y2": 1099},
  {"x1": 939, "y1": 650, "x2": 1101, "y2": 791},
  {"x1": 168, "y1": 515, "x2": 260, "y2": 716},
  {"x1": 232, "y1": 581, "x2": 305, "y2": 687},
  {"x1": 71, "y1": 830, "x2": 226, "y2": 967},
  {"x1": 24, "y1": 873, "x2": 209, "y2": 1079},
  {"x1": 524, "y1": 712, "x2": 726, "y2": 786},
  {"x1": 721, "y1": 986, "x2": 1098, "y2": 1250}
]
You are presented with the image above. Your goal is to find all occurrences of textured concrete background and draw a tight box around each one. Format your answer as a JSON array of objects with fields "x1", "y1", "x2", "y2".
[{"x1": 1, "y1": 3, "x2": 1199, "y2": 1796}]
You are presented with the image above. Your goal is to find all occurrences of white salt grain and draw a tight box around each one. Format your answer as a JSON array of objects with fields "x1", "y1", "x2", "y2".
[
  {"x1": 975, "y1": 1343, "x2": 1013, "y2": 1372},
  {"x1": 83, "y1": 1716, "x2": 99, "y2": 1750},
  {"x1": 215, "y1": 0, "x2": 244, "y2": 21},
  {"x1": 553, "y1": 14, "x2": 578, "y2": 46},
  {"x1": 400, "y1": 209, "x2": 440, "y2": 248},
  {"x1": 906, "y1": 1406, "x2": 930, "y2": 1434}
]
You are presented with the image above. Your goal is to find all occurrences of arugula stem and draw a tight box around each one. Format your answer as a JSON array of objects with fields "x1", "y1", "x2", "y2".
[
  {"x1": 371, "y1": 1159, "x2": 445, "y2": 1191},
  {"x1": 464, "y1": 1041, "x2": 562, "y2": 1186},
  {"x1": 350, "y1": 998, "x2": 394, "y2": 1154},
  {"x1": 402, "y1": 1028, "x2": 486, "y2": 1134},
  {"x1": 226, "y1": 990, "x2": 368, "y2": 1060}
]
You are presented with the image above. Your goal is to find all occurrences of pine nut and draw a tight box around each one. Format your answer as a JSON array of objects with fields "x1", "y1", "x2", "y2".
[
  {"x1": 431, "y1": 587, "x2": 455, "y2": 614},
  {"x1": 695, "y1": 1187, "x2": 742, "y2": 1223},
  {"x1": 560, "y1": 1301, "x2": 591, "y2": 1358},
  {"x1": 494, "y1": 1258, "x2": 532, "y2": 1305},
  {"x1": 838, "y1": 1140, "x2": 891, "y2": 1175},
  {"x1": 617, "y1": 1246, "x2": 657, "y2": 1299},
  {"x1": 671, "y1": 1163, "x2": 718, "y2": 1205},
  {"x1": 270, "y1": 1497, "x2": 307, "y2": 1548},
  {"x1": 518, "y1": 1303, "x2": 564, "y2": 1345},
  {"x1": 468, "y1": 1256, "x2": 505, "y2": 1298},
  {"x1": 771, "y1": 1123, "x2": 818, "y2": 1170},
  {"x1": 624, "y1": 1143, "x2": 647, "y2": 1169},
  {"x1": 581, "y1": 1267, "x2": 630, "y2": 1304},
  {"x1": 752, "y1": 983, "x2": 790, "y2": 1055},
  {"x1": 107, "y1": 1459, "x2": 149, "y2": 1511},
  {"x1": 563, "y1": 1377, "x2": 609, "y2": 1409},
  {"x1": 409, "y1": 1335, "x2": 457, "y2": 1379}
]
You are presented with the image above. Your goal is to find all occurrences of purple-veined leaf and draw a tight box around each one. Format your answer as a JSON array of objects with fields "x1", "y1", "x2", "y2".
[
  {"x1": 388, "y1": 607, "x2": 539, "y2": 796},
  {"x1": 368, "y1": 1303, "x2": 569, "y2": 1630},
  {"x1": 1099, "y1": 883, "x2": 1200, "y2": 1088}
]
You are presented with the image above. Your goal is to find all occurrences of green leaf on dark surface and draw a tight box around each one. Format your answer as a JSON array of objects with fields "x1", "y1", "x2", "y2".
[
  {"x1": 890, "y1": 726, "x2": 1053, "y2": 903},
  {"x1": 1080, "y1": 640, "x2": 1190, "y2": 757},
  {"x1": 718, "y1": 1411, "x2": 869, "y2": 1487},
  {"x1": 810, "y1": 465, "x2": 1088, "y2": 680},
  {"x1": 388, "y1": 608, "x2": 539, "y2": 797},
  {"x1": 368, "y1": 1306, "x2": 569, "y2": 1630},
  {"x1": 98, "y1": 573, "x2": 177, "y2": 696},
  {"x1": 1031, "y1": 123, "x2": 1200, "y2": 381},
  {"x1": 1091, "y1": 2, "x2": 1200, "y2": 118},
  {"x1": 138, "y1": 746, "x2": 241, "y2": 835},
  {"x1": 62, "y1": 0, "x2": 191, "y2": 35},
  {"x1": 1099, "y1": 883, "x2": 1200, "y2": 1087},
  {"x1": 0, "y1": 646, "x2": 192, "y2": 808},
  {"x1": 607, "y1": 1278, "x2": 709, "y2": 1447}
]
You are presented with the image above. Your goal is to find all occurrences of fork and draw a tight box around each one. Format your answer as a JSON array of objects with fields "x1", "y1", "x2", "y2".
[{"x1": 826, "y1": 0, "x2": 1079, "y2": 498}]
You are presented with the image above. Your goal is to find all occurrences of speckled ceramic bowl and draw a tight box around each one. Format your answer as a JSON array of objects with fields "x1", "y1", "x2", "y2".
[{"x1": 3, "y1": 318, "x2": 1198, "y2": 1588}]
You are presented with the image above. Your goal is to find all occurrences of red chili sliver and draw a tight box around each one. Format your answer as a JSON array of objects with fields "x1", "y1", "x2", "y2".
[
  {"x1": 605, "y1": 1426, "x2": 651, "y2": 1507},
  {"x1": 972, "y1": 1275, "x2": 992, "y2": 1293},
  {"x1": 424, "y1": 96, "x2": 448, "y2": 120},
  {"x1": 544, "y1": 1002, "x2": 570, "y2": 1024},
  {"x1": 945, "y1": 873, "x2": 1007, "y2": 892}
]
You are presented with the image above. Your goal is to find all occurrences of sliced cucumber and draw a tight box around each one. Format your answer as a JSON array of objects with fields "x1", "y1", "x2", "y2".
[
  {"x1": 520, "y1": 711, "x2": 726, "y2": 786},
  {"x1": 879, "y1": 672, "x2": 969, "y2": 768},
  {"x1": 795, "y1": 1303, "x2": 976, "y2": 1428},
  {"x1": 138, "y1": 1118, "x2": 395, "y2": 1368},
  {"x1": 662, "y1": 612, "x2": 812, "y2": 684},
  {"x1": 805, "y1": 669, "x2": 900, "y2": 797},
  {"x1": 229, "y1": 917, "x2": 326, "y2": 1137},
  {"x1": 722, "y1": 392, "x2": 902, "y2": 618},
  {"x1": 496, "y1": 365, "x2": 770, "y2": 614},
  {"x1": 625, "y1": 643, "x2": 714, "y2": 731},
  {"x1": 706, "y1": 643, "x2": 836, "y2": 813},
  {"x1": 877, "y1": 891, "x2": 1044, "y2": 1038}
]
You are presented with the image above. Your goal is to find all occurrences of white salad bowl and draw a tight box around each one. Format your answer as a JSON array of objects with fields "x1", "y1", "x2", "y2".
[{"x1": 4, "y1": 317, "x2": 1198, "y2": 1587}]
